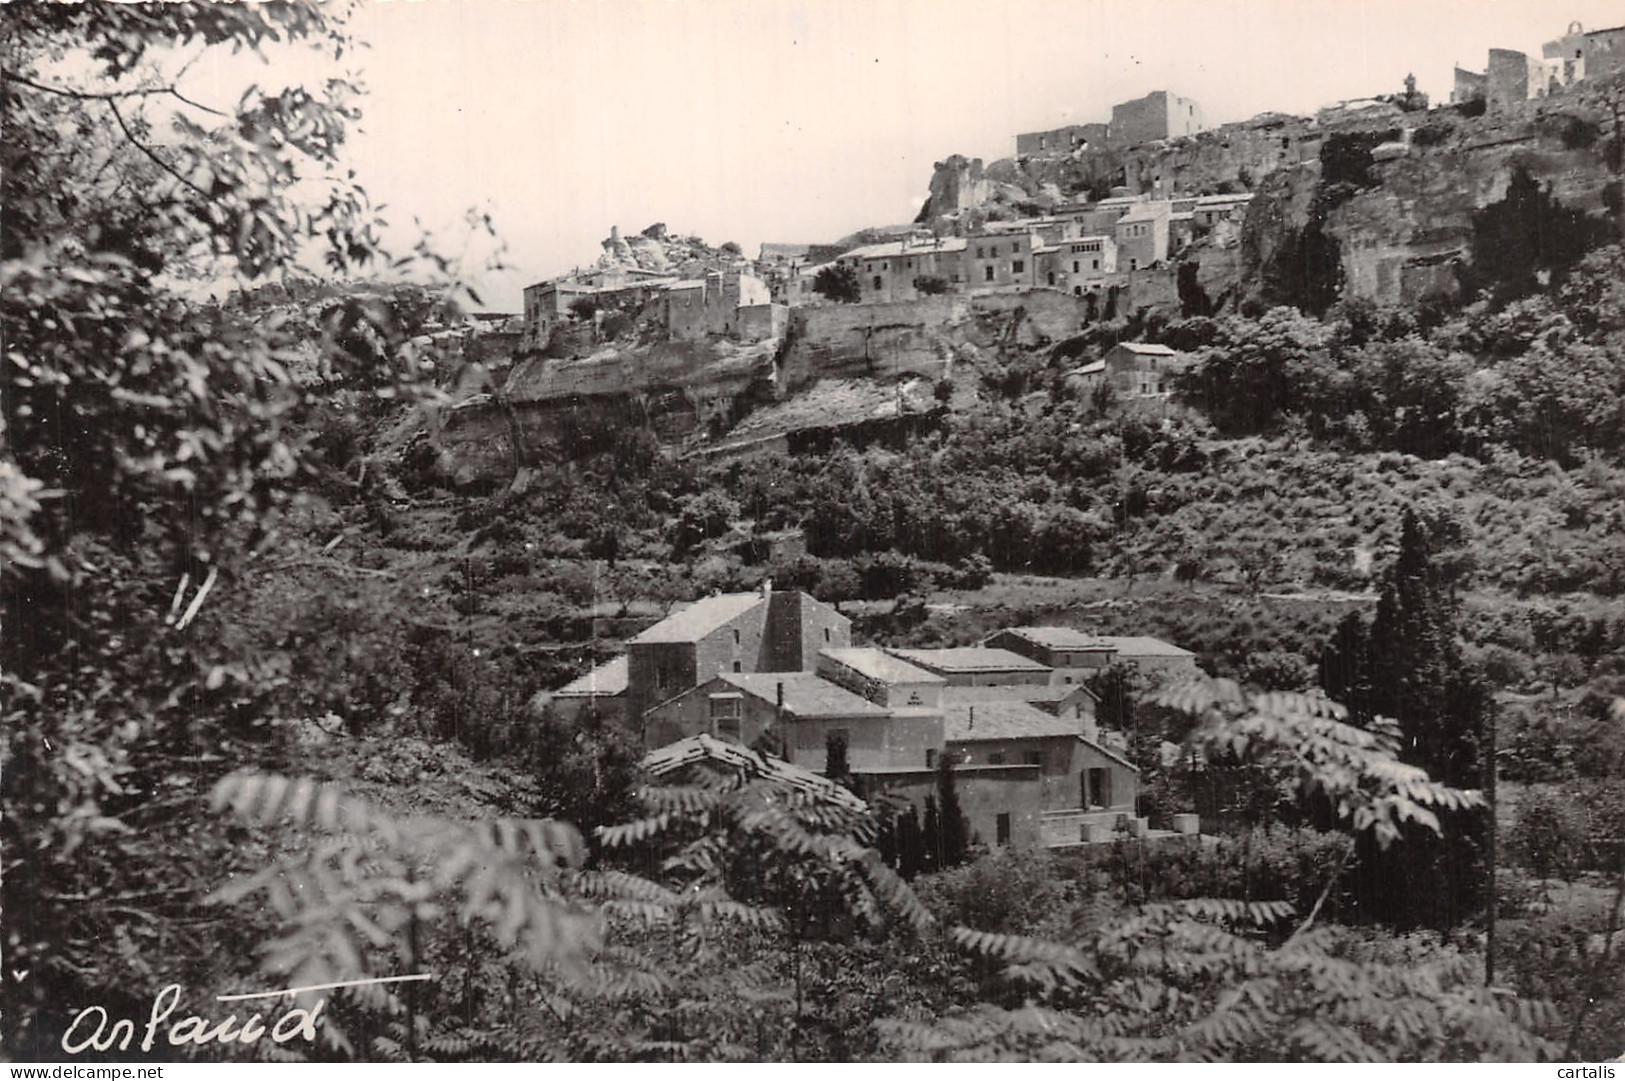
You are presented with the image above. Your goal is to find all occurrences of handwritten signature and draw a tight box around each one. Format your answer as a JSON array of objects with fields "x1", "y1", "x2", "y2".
[{"x1": 61, "y1": 975, "x2": 431, "y2": 1055}]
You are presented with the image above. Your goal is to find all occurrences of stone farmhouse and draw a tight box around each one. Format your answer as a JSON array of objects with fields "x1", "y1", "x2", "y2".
[
  {"x1": 1063, "y1": 341, "x2": 1197, "y2": 402},
  {"x1": 548, "y1": 583, "x2": 1204, "y2": 849}
]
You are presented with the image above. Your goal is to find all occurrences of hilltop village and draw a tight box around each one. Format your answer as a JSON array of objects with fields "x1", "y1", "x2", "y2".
[
  {"x1": 399, "y1": 15, "x2": 1622, "y2": 489},
  {"x1": 452, "y1": 16, "x2": 1625, "y2": 853}
]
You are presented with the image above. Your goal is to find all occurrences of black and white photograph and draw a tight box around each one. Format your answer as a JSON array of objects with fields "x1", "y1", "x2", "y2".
[{"x1": 3, "y1": 0, "x2": 1625, "y2": 1065}]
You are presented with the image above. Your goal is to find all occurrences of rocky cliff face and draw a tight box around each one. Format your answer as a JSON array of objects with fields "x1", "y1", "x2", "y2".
[{"x1": 1243, "y1": 84, "x2": 1622, "y2": 309}]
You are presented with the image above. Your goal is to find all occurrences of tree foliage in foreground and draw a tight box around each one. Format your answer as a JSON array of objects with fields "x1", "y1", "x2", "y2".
[
  {"x1": 1, "y1": 3, "x2": 465, "y2": 1058},
  {"x1": 882, "y1": 680, "x2": 1550, "y2": 1061}
]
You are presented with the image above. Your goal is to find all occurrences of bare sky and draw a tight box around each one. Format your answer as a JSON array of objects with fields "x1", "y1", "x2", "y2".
[{"x1": 237, "y1": 0, "x2": 1625, "y2": 309}]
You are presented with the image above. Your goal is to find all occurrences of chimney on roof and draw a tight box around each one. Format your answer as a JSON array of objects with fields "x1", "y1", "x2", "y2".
[{"x1": 610, "y1": 225, "x2": 620, "y2": 242}]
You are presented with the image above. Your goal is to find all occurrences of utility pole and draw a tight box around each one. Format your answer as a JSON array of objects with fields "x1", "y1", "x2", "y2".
[{"x1": 1485, "y1": 700, "x2": 1497, "y2": 987}]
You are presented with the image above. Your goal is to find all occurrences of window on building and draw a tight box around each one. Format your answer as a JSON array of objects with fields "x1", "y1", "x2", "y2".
[
  {"x1": 984, "y1": 266, "x2": 995, "y2": 282},
  {"x1": 989, "y1": 752, "x2": 1006, "y2": 765},
  {"x1": 732, "y1": 660, "x2": 743, "y2": 672},
  {"x1": 996, "y1": 813, "x2": 1012, "y2": 845},
  {"x1": 873, "y1": 276, "x2": 883, "y2": 291},
  {"x1": 1047, "y1": 272, "x2": 1055, "y2": 286},
  {"x1": 990, "y1": 245, "x2": 998, "y2": 257},
  {"x1": 1012, "y1": 259, "x2": 1025, "y2": 274},
  {"x1": 975, "y1": 246, "x2": 984, "y2": 258},
  {"x1": 1086, "y1": 768, "x2": 1112, "y2": 808},
  {"x1": 1129, "y1": 258, "x2": 1138, "y2": 271},
  {"x1": 733, "y1": 629, "x2": 741, "y2": 645},
  {"x1": 1072, "y1": 260, "x2": 1080, "y2": 273},
  {"x1": 709, "y1": 693, "x2": 743, "y2": 740},
  {"x1": 1074, "y1": 286, "x2": 1082, "y2": 296},
  {"x1": 1092, "y1": 259, "x2": 1100, "y2": 270},
  {"x1": 823, "y1": 627, "x2": 832, "y2": 643},
  {"x1": 1025, "y1": 750, "x2": 1042, "y2": 766},
  {"x1": 926, "y1": 748, "x2": 937, "y2": 768}
]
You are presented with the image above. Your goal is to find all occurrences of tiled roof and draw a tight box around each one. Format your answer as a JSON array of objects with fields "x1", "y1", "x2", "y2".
[
  {"x1": 641, "y1": 734, "x2": 867, "y2": 810},
  {"x1": 1118, "y1": 203, "x2": 1172, "y2": 223},
  {"x1": 1080, "y1": 735, "x2": 1142, "y2": 772},
  {"x1": 1113, "y1": 342, "x2": 1180, "y2": 356},
  {"x1": 1095, "y1": 636, "x2": 1196, "y2": 658},
  {"x1": 820, "y1": 647, "x2": 945, "y2": 685},
  {"x1": 842, "y1": 238, "x2": 968, "y2": 261},
  {"x1": 556, "y1": 654, "x2": 629, "y2": 696},
  {"x1": 997, "y1": 626, "x2": 1115, "y2": 650},
  {"x1": 996, "y1": 625, "x2": 1194, "y2": 659},
  {"x1": 630, "y1": 593, "x2": 763, "y2": 644},
  {"x1": 888, "y1": 647, "x2": 1051, "y2": 674},
  {"x1": 944, "y1": 699, "x2": 1082, "y2": 741},
  {"x1": 945, "y1": 683, "x2": 1100, "y2": 705},
  {"x1": 1065, "y1": 360, "x2": 1107, "y2": 378},
  {"x1": 721, "y1": 672, "x2": 890, "y2": 718}
]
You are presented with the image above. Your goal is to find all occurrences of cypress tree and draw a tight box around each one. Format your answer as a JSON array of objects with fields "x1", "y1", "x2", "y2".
[
  {"x1": 898, "y1": 804, "x2": 924, "y2": 880},
  {"x1": 921, "y1": 796, "x2": 942, "y2": 873},
  {"x1": 1324, "y1": 508, "x2": 1491, "y2": 931},
  {"x1": 935, "y1": 754, "x2": 970, "y2": 868}
]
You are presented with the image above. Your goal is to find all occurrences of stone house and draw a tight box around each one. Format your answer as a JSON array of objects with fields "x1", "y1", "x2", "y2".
[
  {"x1": 850, "y1": 699, "x2": 1140, "y2": 848},
  {"x1": 1193, "y1": 193, "x2": 1255, "y2": 228},
  {"x1": 625, "y1": 584, "x2": 851, "y2": 723},
  {"x1": 836, "y1": 238, "x2": 967, "y2": 304},
  {"x1": 521, "y1": 279, "x2": 599, "y2": 352},
  {"x1": 1035, "y1": 235, "x2": 1118, "y2": 293},
  {"x1": 1100, "y1": 341, "x2": 1191, "y2": 397},
  {"x1": 985, "y1": 626, "x2": 1119, "y2": 683},
  {"x1": 1093, "y1": 636, "x2": 1200, "y2": 678},
  {"x1": 1114, "y1": 203, "x2": 1173, "y2": 270},
  {"x1": 989, "y1": 624, "x2": 1200, "y2": 681},
  {"x1": 641, "y1": 670, "x2": 898, "y2": 768},
  {"x1": 544, "y1": 654, "x2": 628, "y2": 723},
  {"x1": 966, "y1": 231, "x2": 1040, "y2": 290}
]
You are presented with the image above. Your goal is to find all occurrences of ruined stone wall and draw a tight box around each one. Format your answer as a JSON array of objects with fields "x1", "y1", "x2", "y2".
[
  {"x1": 1586, "y1": 26, "x2": 1625, "y2": 77},
  {"x1": 657, "y1": 287, "x2": 709, "y2": 341},
  {"x1": 1453, "y1": 67, "x2": 1488, "y2": 104},
  {"x1": 1488, "y1": 49, "x2": 1543, "y2": 113},
  {"x1": 925, "y1": 155, "x2": 992, "y2": 218},
  {"x1": 1110, "y1": 91, "x2": 1203, "y2": 146},
  {"x1": 1017, "y1": 122, "x2": 1109, "y2": 157}
]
